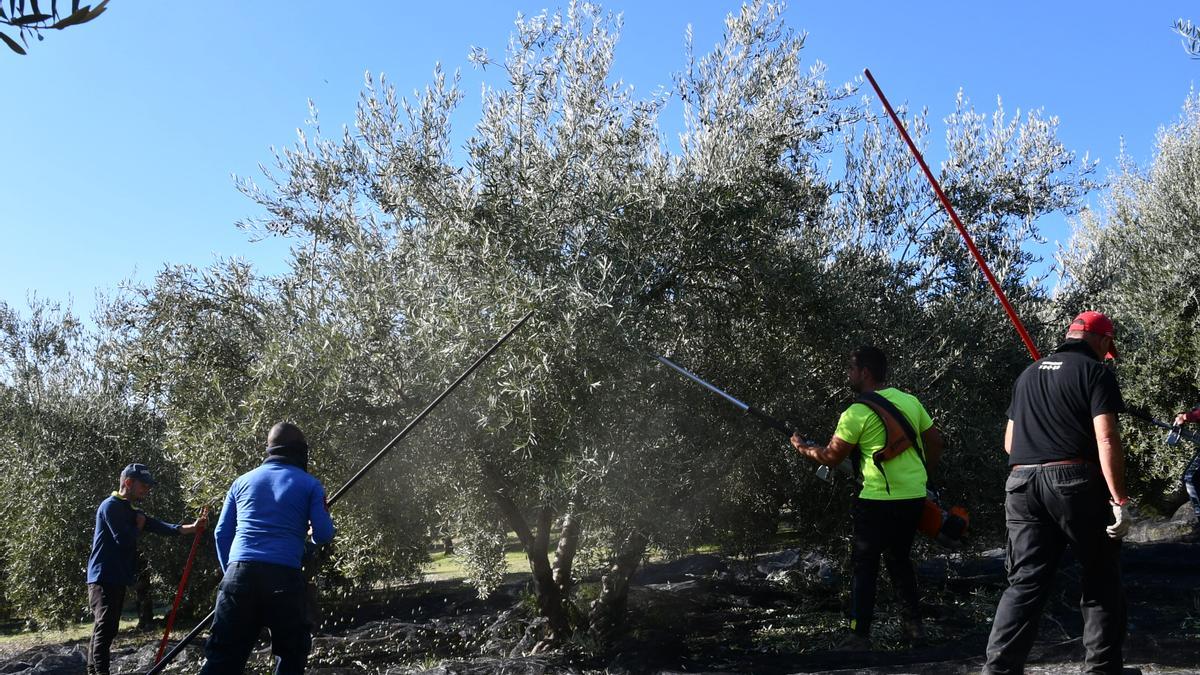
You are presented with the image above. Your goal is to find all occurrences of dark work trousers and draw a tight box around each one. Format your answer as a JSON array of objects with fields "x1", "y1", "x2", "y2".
[
  {"x1": 87, "y1": 582, "x2": 126, "y2": 675},
  {"x1": 199, "y1": 561, "x2": 311, "y2": 675},
  {"x1": 1184, "y1": 449, "x2": 1200, "y2": 520},
  {"x1": 984, "y1": 463, "x2": 1126, "y2": 675},
  {"x1": 849, "y1": 496, "x2": 925, "y2": 636}
]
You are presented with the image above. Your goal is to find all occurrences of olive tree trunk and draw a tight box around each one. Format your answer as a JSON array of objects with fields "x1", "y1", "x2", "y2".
[
  {"x1": 483, "y1": 464, "x2": 569, "y2": 639},
  {"x1": 551, "y1": 508, "x2": 581, "y2": 595},
  {"x1": 587, "y1": 531, "x2": 648, "y2": 646}
]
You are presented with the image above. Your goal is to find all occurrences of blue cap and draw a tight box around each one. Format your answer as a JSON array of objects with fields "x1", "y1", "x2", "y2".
[{"x1": 120, "y1": 463, "x2": 156, "y2": 486}]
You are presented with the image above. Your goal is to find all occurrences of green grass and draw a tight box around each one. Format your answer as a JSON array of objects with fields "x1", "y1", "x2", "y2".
[
  {"x1": 0, "y1": 617, "x2": 142, "y2": 657},
  {"x1": 421, "y1": 531, "x2": 533, "y2": 581},
  {"x1": 422, "y1": 549, "x2": 531, "y2": 581},
  {"x1": 420, "y1": 519, "x2": 823, "y2": 584}
]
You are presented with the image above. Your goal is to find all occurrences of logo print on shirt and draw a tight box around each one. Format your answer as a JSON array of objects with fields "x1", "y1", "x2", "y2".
[{"x1": 1038, "y1": 360, "x2": 1063, "y2": 371}]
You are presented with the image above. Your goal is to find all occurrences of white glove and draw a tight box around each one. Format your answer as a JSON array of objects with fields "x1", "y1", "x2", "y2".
[{"x1": 1106, "y1": 500, "x2": 1130, "y2": 540}]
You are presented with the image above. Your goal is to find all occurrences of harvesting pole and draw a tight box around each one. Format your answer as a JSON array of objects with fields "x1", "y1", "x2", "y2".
[
  {"x1": 1125, "y1": 408, "x2": 1200, "y2": 445},
  {"x1": 146, "y1": 310, "x2": 535, "y2": 674},
  {"x1": 650, "y1": 354, "x2": 848, "y2": 481},
  {"x1": 326, "y1": 310, "x2": 534, "y2": 506},
  {"x1": 651, "y1": 354, "x2": 793, "y2": 437},
  {"x1": 862, "y1": 68, "x2": 1041, "y2": 360},
  {"x1": 155, "y1": 506, "x2": 209, "y2": 663}
]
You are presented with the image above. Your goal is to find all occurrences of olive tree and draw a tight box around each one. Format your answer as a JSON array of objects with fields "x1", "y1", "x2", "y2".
[
  {"x1": 0, "y1": 299, "x2": 174, "y2": 626},
  {"x1": 64, "y1": 0, "x2": 1101, "y2": 649},
  {"x1": 827, "y1": 91, "x2": 1098, "y2": 530},
  {"x1": 231, "y1": 0, "x2": 859, "y2": 645},
  {"x1": 103, "y1": 250, "x2": 437, "y2": 599},
  {"x1": 1057, "y1": 92, "x2": 1200, "y2": 510},
  {"x1": 228, "y1": 0, "x2": 1104, "y2": 645}
]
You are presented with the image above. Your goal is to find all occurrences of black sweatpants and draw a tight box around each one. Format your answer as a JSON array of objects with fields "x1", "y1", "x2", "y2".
[
  {"x1": 850, "y1": 496, "x2": 925, "y2": 636},
  {"x1": 984, "y1": 462, "x2": 1126, "y2": 674},
  {"x1": 87, "y1": 582, "x2": 126, "y2": 675},
  {"x1": 199, "y1": 561, "x2": 310, "y2": 675}
]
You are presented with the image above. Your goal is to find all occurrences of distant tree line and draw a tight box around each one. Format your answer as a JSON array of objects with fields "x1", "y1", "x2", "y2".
[{"x1": 1, "y1": 1, "x2": 1193, "y2": 651}]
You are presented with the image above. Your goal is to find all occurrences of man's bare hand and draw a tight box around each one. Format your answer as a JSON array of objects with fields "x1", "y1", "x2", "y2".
[
  {"x1": 135, "y1": 513, "x2": 146, "y2": 531},
  {"x1": 789, "y1": 432, "x2": 806, "y2": 452},
  {"x1": 180, "y1": 513, "x2": 208, "y2": 535}
]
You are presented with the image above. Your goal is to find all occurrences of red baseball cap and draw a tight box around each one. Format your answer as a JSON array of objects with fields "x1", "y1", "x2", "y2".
[{"x1": 1066, "y1": 310, "x2": 1118, "y2": 359}]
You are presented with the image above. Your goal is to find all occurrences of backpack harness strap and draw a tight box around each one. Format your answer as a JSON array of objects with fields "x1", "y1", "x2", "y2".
[{"x1": 854, "y1": 391, "x2": 926, "y2": 494}]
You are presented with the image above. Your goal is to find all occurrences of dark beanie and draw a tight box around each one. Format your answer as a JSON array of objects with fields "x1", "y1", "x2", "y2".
[{"x1": 266, "y1": 421, "x2": 309, "y2": 470}]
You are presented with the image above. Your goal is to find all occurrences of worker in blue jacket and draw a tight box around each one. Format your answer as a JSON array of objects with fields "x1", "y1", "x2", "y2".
[
  {"x1": 200, "y1": 422, "x2": 335, "y2": 674},
  {"x1": 86, "y1": 463, "x2": 206, "y2": 675}
]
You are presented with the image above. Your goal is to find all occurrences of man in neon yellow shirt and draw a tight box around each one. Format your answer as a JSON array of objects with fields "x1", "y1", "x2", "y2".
[{"x1": 791, "y1": 345, "x2": 943, "y2": 649}]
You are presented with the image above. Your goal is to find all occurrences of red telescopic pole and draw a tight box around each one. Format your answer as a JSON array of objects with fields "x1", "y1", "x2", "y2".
[
  {"x1": 155, "y1": 506, "x2": 208, "y2": 663},
  {"x1": 862, "y1": 68, "x2": 1041, "y2": 361}
]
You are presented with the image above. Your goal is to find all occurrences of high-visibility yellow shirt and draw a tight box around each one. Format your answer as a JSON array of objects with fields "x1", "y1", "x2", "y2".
[{"x1": 834, "y1": 387, "x2": 931, "y2": 500}]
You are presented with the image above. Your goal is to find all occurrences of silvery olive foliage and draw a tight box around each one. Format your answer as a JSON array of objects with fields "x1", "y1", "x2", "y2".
[
  {"x1": 1174, "y1": 18, "x2": 1200, "y2": 58},
  {"x1": 829, "y1": 91, "x2": 1098, "y2": 532},
  {"x1": 0, "y1": 0, "x2": 1100, "y2": 638},
  {"x1": 227, "y1": 0, "x2": 1097, "y2": 640},
  {"x1": 104, "y1": 252, "x2": 436, "y2": 592},
  {"x1": 224, "y1": 0, "x2": 864, "y2": 640},
  {"x1": 1056, "y1": 92, "x2": 1200, "y2": 510},
  {"x1": 0, "y1": 299, "x2": 179, "y2": 627}
]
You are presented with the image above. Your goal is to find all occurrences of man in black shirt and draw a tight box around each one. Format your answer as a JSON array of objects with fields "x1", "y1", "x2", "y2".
[{"x1": 983, "y1": 311, "x2": 1130, "y2": 675}]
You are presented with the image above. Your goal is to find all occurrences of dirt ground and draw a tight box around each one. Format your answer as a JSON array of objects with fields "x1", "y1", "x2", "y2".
[{"x1": 3, "y1": 515, "x2": 1199, "y2": 674}]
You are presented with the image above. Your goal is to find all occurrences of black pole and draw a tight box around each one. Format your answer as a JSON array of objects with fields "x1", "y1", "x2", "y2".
[
  {"x1": 145, "y1": 310, "x2": 535, "y2": 674},
  {"x1": 649, "y1": 353, "x2": 853, "y2": 483},
  {"x1": 327, "y1": 310, "x2": 534, "y2": 506},
  {"x1": 145, "y1": 609, "x2": 212, "y2": 675},
  {"x1": 650, "y1": 354, "x2": 794, "y2": 437},
  {"x1": 1126, "y1": 408, "x2": 1200, "y2": 444}
]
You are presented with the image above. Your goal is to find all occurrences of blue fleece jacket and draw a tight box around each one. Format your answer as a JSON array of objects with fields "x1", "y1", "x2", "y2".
[
  {"x1": 86, "y1": 493, "x2": 180, "y2": 585},
  {"x1": 214, "y1": 457, "x2": 335, "y2": 572}
]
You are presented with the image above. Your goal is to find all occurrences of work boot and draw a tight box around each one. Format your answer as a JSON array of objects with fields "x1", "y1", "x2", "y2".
[{"x1": 833, "y1": 631, "x2": 872, "y2": 651}]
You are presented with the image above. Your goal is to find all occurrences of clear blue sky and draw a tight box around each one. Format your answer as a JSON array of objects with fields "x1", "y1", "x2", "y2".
[{"x1": 2, "y1": 1, "x2": 1196, "y2": 322}]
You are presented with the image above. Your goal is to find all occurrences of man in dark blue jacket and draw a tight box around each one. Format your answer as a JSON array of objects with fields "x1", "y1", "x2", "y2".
[
  {"x1": 86, "y1": 463, "x2": 206, "y2": 675},
  {"x1": 200, "y1": 422, "x2": 335, "y2": 674}
]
